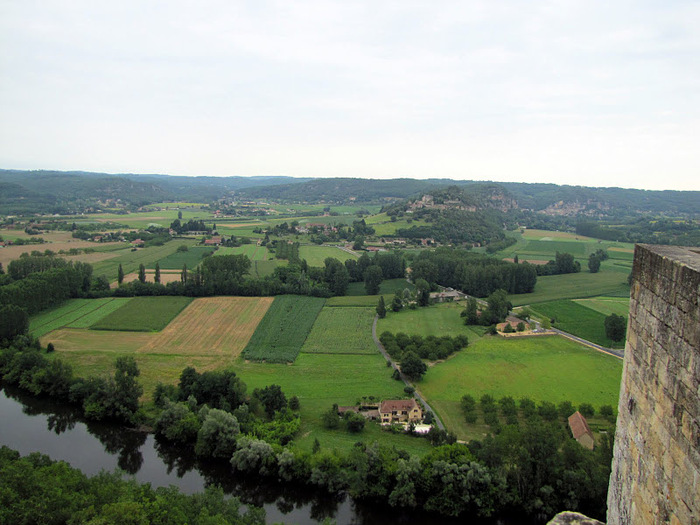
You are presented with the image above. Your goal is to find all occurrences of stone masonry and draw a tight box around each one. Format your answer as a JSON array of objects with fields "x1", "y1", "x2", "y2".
[{"x1": 607, "y1": 245, "x2": 700, "y2": 525}]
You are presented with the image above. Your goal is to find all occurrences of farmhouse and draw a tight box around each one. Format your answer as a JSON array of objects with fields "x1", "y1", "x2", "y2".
[
  {"x1": 204, "y1": 236, "x2": 222, "y2": 246},
  {"x1": 568, "y1": 411, "x2": 595, "y2": 450},
  {"x1": 497, "y1": 315, "x2": 526, "y2": 332},
  {"x1": 131, "y1": 239, "x2": 145, "y2": 247},
  {"x1": 379, "y1": 399, "x2": 423, "y2": 424}
]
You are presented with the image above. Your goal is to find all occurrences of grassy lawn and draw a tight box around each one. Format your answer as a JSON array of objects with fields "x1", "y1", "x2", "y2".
[
  {"x1": 419, "y1": 335, "x2": 623, "y2": 440},
  {"x1": 242, "y1": 295, "x2": 325, "y2": 362},
  {"x1": 91, "y1": 296, "x2": 193, "y2": 332},
  {"x1": 509, "y1": 265, "x2": 630, "y2": 306},
  {"x1": 29, "y1": 298, "x2": 133, "y2": 338},
  {"x1": 574, "y1": 296, "x2": 630, "y2": 317},
  {"x1": 234, "y1": 353, "x2": 432, "y2": 456},
  {"x1": 298, "y1": 245, "x2": 357, "y2": 267},
  {"x1": 301, "y1": 307, "x2": 376, "y2": 355},
  {"x1": 377, "y1": 302, "x2": 484, "y2": 340},
  {"x1": 150, "y1": 246, "x2": 216, "y2": 269},
  {"x1": 530, "y1": 300, "x2": 626, "y2": 348}
]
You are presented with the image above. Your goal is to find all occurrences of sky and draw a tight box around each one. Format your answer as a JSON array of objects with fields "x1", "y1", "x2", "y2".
[{"x1": 1, "y1": 1, "x2": 698, "y2": 191}]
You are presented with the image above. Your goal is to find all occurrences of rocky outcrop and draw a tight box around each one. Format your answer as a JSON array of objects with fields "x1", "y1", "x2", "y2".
[{"x1": 547, "y1": 512, "x2": 605, "y2": 525}]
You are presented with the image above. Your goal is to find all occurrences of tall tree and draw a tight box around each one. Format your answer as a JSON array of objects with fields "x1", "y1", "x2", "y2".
[
  {"x1": 138, "y1": 264, "x2": 146, "y2": 283},
  {"x1": 588, "y1": 254, "x2": 601, "y2": 273},
  {"x1": 401, "y1": 351, "x2": 427, "y2": 380},
  {"x1": 391, "y1": 290, "x2": 404, "y2": 312},
  {"x1": 463, "y1": 297, "x2": 479, "y2": 325},
  {"x1": 117, "y1": 263, "x2": 124, "y2": 285},
  {"x1": 181, "y1": 263, "x2": 188, "y2": 283},
  {"x1": 415, "y1": 278, "x2": 431, "y2": 307},
  {"x1": 364, "y1": 265, "x2": 383, "y2": 295},
  {"x1": 376, "y1": 296, "x2": 387, "y2": 319},
  {"x1": 154, "y1": 262, "x2": 161, "y2": 284},
  {"x1": 604, "y1": 313, "x2": 626, "y2": 342}
]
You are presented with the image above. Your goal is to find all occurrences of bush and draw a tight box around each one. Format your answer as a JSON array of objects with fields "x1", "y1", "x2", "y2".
[{"x1": 579, "y1": 403, "x2": 595, "y2": 418}]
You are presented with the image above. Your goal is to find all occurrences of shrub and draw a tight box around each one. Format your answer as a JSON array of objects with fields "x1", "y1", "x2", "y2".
[{"x1": 579, "y1": 403, "x2": 595, "y2": 418}]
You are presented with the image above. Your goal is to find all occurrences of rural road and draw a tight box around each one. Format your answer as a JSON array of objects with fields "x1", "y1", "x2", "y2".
[
  {"x1": 372, "y1": 315, "x2": 446, "y2": 431},
  {"x1": 551, "y1": 328, "x2": 624, "y2": 359}
]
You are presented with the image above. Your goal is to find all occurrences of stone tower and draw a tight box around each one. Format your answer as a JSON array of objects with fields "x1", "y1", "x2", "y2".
[{"x1": 607, "y1": 245, "x2": 700, "y2": 524}]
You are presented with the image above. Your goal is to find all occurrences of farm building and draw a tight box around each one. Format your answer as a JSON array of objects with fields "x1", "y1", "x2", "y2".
[
  {"x1": 568, "y1": 411, "x2": 595, "y2": 450},
  {"x1": 379, "y1": 399, "x2": 423, "y2": 424},
  {"x1": 204, "y1": 236, "x2": 222, "y2": 246},
  {"x1": 497, "y1": 316, "x2": 526, "y2": 332}
]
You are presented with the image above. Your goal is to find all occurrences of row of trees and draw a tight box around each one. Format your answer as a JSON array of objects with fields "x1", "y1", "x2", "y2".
[{"x1": 535, "y1": 252, "x2": 581, "y2": 276}]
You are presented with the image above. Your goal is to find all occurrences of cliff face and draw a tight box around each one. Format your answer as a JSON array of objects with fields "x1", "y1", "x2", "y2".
[{"x1": 607, "y1": 245, "x2": 700, "y2": 525}]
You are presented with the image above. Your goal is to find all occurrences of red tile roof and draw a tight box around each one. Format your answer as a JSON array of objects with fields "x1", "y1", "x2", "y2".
[
  {"x1": 380, "y1": 399, "x2": 419, "y2": 413},
  {"x1": 568, "y1": 411, "x2": 593, "y2": 440}
]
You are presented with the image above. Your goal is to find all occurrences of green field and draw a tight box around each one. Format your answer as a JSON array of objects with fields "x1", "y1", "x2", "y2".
[
  {"x1": 235, "y1": 352, "x2": 432, "y2": 456},
  {"x1": 574, "y1": 296, "x2": 630, "y2": 317},
  {"x1": 378, "y1": 302, "x2": 484, "y2": 341},
  {"x1": 298, "y1": 245, "x2": 357, "y2": 267},
  {"x1": 91, "y1": 239, "x2": 201, "y2": 281},
  {"x1": 346, "y1": 278, "x2": 413, "y2": 297},
  {"x1": 419, "y1": 335, "x2": 623, "y2": 440},
  {"x1": 509, "y1": 265, "x2": 630, "y2": 306},
  {"x1": 29, "y1": 298, "x2": 133, "y2": 338},
  {"x1": 91, "y1": 296, "x2": 193, "y2": 332},
  {"x1": 215, "y1": 244, "x2": 269, "y2": 261},
  {"x1": 242, "y1": 295, "x2": 325, "y2": 362},
  {"x1": 530, "y1": 300, "x2": 626, "y2": 348},
  {"x1": 150, "y1": 246, "x2": 216, "y2": 269},
  {"x1": 301, "y1": 307, "x2": 377, "y2": 355},
  {"x1": 251, "y1": 259, "x2": 286, "y2": 278}
]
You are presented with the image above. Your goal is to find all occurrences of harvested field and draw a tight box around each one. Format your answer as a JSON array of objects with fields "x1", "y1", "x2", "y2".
[
  {"x1": 63, "y1": 251, "x2": 122, "y2": 264},
  {"x1": 42, "y1": 297, "x2": 274, "y2": 396},
  {"x1": 114, "y1": 271, "x2": 183, "y2": 288},
  {"x1": 0, "y1": 239, "x2": 120, "y2": 268},
  {"x1": 502, "y1": 258, "x2": 549, "y2": 265},
  {"x1": 139, "y1": 296, "x2": 273, "y2": 357}
]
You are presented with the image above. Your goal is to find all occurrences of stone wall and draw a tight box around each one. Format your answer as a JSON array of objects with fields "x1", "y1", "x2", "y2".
[{"x1": 607, "y1": 245, "x2": 700, "y2": 525}]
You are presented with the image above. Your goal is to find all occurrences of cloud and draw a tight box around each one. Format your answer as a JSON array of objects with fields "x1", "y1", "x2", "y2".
[{"x1": 0, "y1": 0, "x2": 698, "y2": 190}]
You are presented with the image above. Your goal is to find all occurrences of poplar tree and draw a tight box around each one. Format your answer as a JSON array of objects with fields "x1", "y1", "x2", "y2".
[
  {"x1": 117, "y1": 264, "x2": 124, "y2": 285},
  {"x1": 154, "y1": 262, "x2": 161, "y2": 283}
]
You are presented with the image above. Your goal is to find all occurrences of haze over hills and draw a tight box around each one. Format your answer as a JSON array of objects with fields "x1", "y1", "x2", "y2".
[{"x1": 0, "y1": 169, "x2": 698, "y2": 219}]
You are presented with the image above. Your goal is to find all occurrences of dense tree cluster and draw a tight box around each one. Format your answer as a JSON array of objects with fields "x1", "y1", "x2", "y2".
[
  {"x1": 379, "y1": 332, "x2": 468, "y2": 361},
  {"x1": 170, "y1": 218, "x2": 210, "y2": 234},
  {"x1": 0, "y1": 446, "x2": 264, "y2": 525},
  {"x1": 535, "y1": 252, "x2": 581, "y2": 276},
  {"x1": 604, "y1": 313, "x2": 627, "y2": 342},
  {"x1": 409, "y1": 248, "x2": 537, "y2": 297}
]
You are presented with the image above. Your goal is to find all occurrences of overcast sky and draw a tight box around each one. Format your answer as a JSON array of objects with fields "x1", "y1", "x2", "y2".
[{"x1": 1, "y1": 1, "x2": 698, "y2": 190}]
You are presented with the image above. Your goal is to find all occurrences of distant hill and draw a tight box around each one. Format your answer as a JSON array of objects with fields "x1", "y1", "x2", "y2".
[{"x1": 0, "y1": 169, "x2": 698, "y2": 218}]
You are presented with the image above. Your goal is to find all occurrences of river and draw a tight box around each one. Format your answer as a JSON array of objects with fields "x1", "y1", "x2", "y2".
[{"x1": 0, "y1": 384, "x2": 505, "y2": 525}]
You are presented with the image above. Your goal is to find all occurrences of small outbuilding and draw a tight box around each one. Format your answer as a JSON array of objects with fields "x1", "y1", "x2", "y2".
[{"x1": 568, "y1": 411, "x2": 595, "y2": 450}]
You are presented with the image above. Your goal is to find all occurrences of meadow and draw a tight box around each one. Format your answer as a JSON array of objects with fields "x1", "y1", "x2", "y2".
[
  {"x1": 149, "y1": 246, "x2": 216, "y2": 269},
  {"x1": 29, "y1": 298, "x2": 133, "y2": 338},
  {"x1": 91, "y1": 239, "x2": 200, "y2": 282},
  {"x1": 91, "y1": 296, "x2": 193, "y2": 332},
  {"x1": 378, "y1": 301, "x2": 484, "y2": 341},
  {"x1": 574, "y1": 296, "x2": 630, "y2": 317},
  {"x1": 242, "y1": 295, "x2": 325, "y2": 362},
  {"x1": 298, "y1": 245, "x2": 357, "y2": 267},
  {"x1": 214, "y1": 244, "x2": 269, "y2": 261},
  {"x1": 418, "y1": 335, "x2": 623, "y2": 440},
  {"x1": 300, "y1": 307, "x2": 377, "y2": 355},
  {"x1": 530, "y1": 300, "x2": 626, "y2": 348},
  {"x1": 509, "y1": 264, "x2": 630, "y2": 306},
  {"x1": 345, "y1": 277, "x2": 413, "y2": 296}
]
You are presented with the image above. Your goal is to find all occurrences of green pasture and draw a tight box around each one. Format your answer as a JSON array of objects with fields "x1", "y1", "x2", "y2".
[
  {"x1": 91, "y1": 296, "x2": 193, "y2": 332},
  {"x1": 214, "y1": 244, "x2": 269, "y2": 261},
  {"x1": 366, "y1": 215, "x2": 429, "y2": 237},
  {"x1": 235, "y1": 352, "x2": 432, "y2": 456},
  {"x1": 326, "y1": 294, "x2": 389, "y2": 307},
  {"x1": 29, "y1": 298, "x2": 133, "y2": 338},
  {"x1": 251, "y1": 259, "x2": 286, "y2": 278},
  {"x1": 301, "y1": 307, "x2": 377, "y2": 355},
  {"x1": 242, "y1": 295, "x2": 325, "y2": 362},
  {"x1": 299, "y1": 245, "x2": 358, "y2": 267},
  {"x1": 91, "y1": 239, "x2": 200, "y2": 281},
  {"x1": 419, "y1": 335, "x2": 623, "y2": 440},
  {"x1": 346, "y1": 278, "x2": 413, "y2": 297},
  {"x1": 530, "y1": 300, "x2": 626, "y2": 348},
  {"x1": 574, "y1": 296, "x2": 630, "y2": 317},
  {"x1": 509, "y1": 265, "x2": 630, "y2": 306},
  {"x1": 377, "y1": 302, "x2": 484, "y2": 340},
  {"x1": 150, "y1": 246, "x2": 215, "y2": 269},
  {"x1": 87, "y1": 208, "x2": 212, "y2": 229}
]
